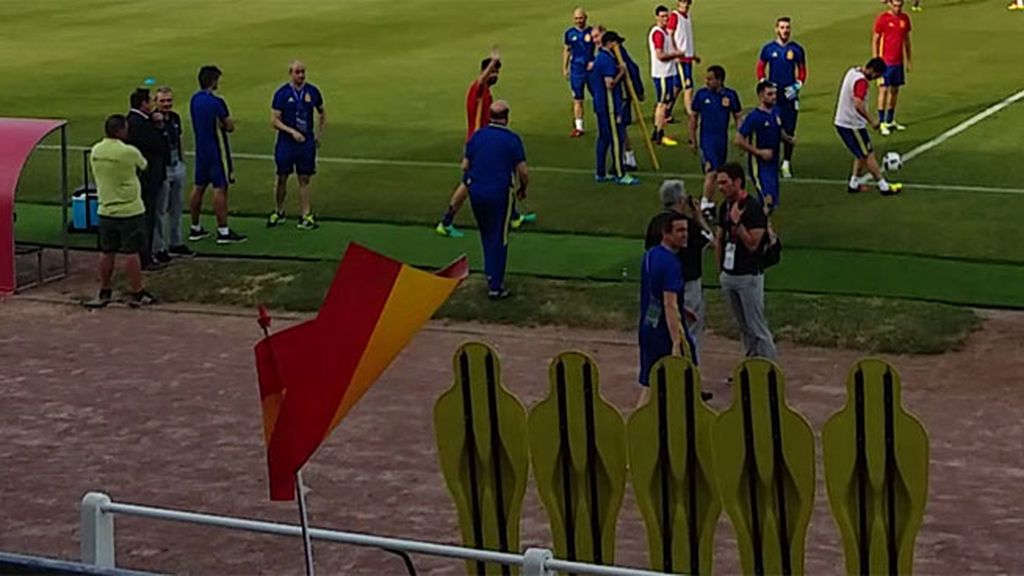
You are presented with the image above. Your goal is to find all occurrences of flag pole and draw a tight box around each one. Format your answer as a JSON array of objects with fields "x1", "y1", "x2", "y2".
[
  {"x1": 295, "y1": 470, "x2": 316, "y2": 576},
  {"x1": 258, "y1": 307, "x2": 316, "y2": 576}
]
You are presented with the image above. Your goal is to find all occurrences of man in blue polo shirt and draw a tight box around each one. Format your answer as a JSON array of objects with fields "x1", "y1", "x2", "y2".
[
  {"x1": 188, "y1": 65, "x2": 246, "y2": 244},
  {"x1": 638, "y1": 211, "x2": 695, "y2": 405},
  {"x1": 267, "y1": 60, "x2": 326, "y2": 231},
  {"x1": 734, "y1": 80, "x2": 794, "y2": 211},
  {"x1": 688, "y1": 65, "x2": 742, "y2": 218},
  {"x1": 463, "y1": 100, "x2": 529, "y2": 300},
  {"x1": 563, "y1": 7, "x2": 595, "y2": 137}
]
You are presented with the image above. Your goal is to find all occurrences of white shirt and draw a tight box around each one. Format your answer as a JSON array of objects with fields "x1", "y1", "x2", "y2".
[
  {"x1": 648, "y1": 26, "x2": 679, "y2": 78},
  {"x1": 669, "y1": 10, "x2": 695, "y2": 60},
  {"x1": 834, "y1": 67, "x2": 871, "y2": 129}
]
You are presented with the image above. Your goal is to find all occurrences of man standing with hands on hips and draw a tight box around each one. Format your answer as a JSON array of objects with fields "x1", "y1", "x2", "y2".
[
  {"x1": 463, "y1": 100, "x2": 529, "y2": 301},
  {"x1": 267, "y1": 60, "x2": 326, "y2": 230}
]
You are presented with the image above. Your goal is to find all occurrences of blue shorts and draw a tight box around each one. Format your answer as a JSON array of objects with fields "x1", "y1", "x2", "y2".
[
  {"x1": 194, "y1": 153, "x2": 228, "y2": 189},
  {"x1": 275, "y1": 139, "x2": 317, "y2": 176},
  {"x1": 653, "y1": 76, "x2": 680, "y2": 104},
  {"x1": 570, "y1": 71, "x2": 588, "y2": 100},
  {"x1": 750, "y1": 158, "x2": 780, "y2": 207},
  {"x1": 836, "y1": 126, "x2": 874, "y2": 160},
  {"x1": 638, "y1": 331, "x2": 673, "y2": 387},
  {"x1": 676, "y1": 61, "x2": 694, "y2": 90},
  {"x1": 700, "y1": 139, "x2": 728, "y2": 173},
  {"x1": 879, "y1": 65, "x2": 905, "y2": 88},
  {"x1": 776, "y1": 99, "x2": 799, "y2": 136}
]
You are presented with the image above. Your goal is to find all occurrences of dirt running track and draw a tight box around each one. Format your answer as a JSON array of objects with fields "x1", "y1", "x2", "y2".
[{"x1": 0, "y1": 295, "x2": 1022, "y2": 575}]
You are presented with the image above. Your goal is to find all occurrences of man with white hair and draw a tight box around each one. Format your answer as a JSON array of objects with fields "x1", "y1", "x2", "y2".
[
  {"x1": 267, "y1": 60, "x2": 326, "y2": 230},
  {"x1": 644, "y1": 179, "x2": 714, "y2": 362}
]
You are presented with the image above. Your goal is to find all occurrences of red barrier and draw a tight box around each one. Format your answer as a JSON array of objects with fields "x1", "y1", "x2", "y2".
[{"x1": 0, "y1": 118, "x2": 68, "y2": 295}]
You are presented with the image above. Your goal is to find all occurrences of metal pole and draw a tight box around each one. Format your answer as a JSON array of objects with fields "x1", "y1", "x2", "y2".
[
  {"x1": 80, "y1": 492, "x2": 115, "y2": 567},
  {"x1": 296, "y1": 471, "x2": 316, "y2": 576},
  {"x1": 59, "y1": 124, "x2": 69, "y2": 277},
  {"x1": 257, "y1": 310, "x2": 316, "y2": 576}
]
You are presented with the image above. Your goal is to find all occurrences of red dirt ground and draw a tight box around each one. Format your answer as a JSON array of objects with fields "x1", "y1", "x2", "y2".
[{"x1": 1, "y1": 285, "x2": 1022, "y2": 574}]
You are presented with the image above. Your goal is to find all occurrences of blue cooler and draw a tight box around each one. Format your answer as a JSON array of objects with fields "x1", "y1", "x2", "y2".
[{"x1": 71, "y1": 187, "x2": 99, "y2": 232}]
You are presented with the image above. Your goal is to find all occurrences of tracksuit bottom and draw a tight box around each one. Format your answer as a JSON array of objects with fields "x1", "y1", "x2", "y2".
[{"x1": 469, "y1": 188, "x2": 512, "y2": 292}]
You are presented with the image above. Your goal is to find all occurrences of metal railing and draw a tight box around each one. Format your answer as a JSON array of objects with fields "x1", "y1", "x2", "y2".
[{"x1": 80, "y1": 492, "x2": 671, "y2": 576}]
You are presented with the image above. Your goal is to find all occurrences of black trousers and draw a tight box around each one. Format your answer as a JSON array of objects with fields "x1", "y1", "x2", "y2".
[{"x1": 139, "y1": 179, "x2": 161, "y2": 266}]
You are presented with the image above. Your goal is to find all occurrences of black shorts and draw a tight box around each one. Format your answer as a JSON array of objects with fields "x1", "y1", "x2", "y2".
[{"x1": 99, "y1": 215, "x2": 146, "y2": 255}]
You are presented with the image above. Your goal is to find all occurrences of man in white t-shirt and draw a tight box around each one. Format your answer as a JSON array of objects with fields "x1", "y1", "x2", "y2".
[
  {"x1": 833, "y1": 57, "x2": 902, "y2": 196},
  {"x1": 649, "y1": 5, "x2": 684, "y2": 146},
  {"x1": 667, "y1": 0, "x2": 701, "y2": 116}
]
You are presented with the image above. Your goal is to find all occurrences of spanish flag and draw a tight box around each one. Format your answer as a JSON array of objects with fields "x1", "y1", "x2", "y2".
[{"x1": 255, "y1": 243, "x2": 468, "y2": 500}]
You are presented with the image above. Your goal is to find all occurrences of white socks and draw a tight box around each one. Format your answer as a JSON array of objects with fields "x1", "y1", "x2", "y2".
[
  {"x1": 574, "y1": 118, "x2": 584, "y2": 131},
  {"x1": 878, "y1": 179, "x2": 891, "y2": 192},
  {"x1": 624, "y1": 150, "x2": 637, "y2": 165},
  {"x1": 218, "y1": 226, "x2": 230, "y2": 235}
]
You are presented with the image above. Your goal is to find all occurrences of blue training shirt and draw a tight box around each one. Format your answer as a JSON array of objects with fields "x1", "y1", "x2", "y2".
[
  {"x1": 588, "y1": 48, "x2": 623, "y2": 115},
  {"x1": 564, "y1": 26, "x2": 595, "y2": 74},
  {"x1": 738, "y1": 107, "x2": 783, "y2": 163},
  {"x1": 640, "y1": 244, "x2": 684, "y2": 343},
  {"x1": 464, "y1": 125, "x2": 526, "y2": 197},
  {"x1": 272, "y1": 82, "x2": 324, "y2": 143},
  {"x1": 759, "y1": 41, "x2": 806, "y2": 89},
  {"x1": 692, "y1": 86, "x2": 741, "y2": 144},
  {"x1": 190, "y1": 90, "x2": 229, "y2": 158}
]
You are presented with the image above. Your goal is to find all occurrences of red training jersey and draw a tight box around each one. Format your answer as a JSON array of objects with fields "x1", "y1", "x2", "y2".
[
  {"x1": 874, "y1": 11, "x2": 911, "y2": 66},
  {"x1": 465, "y1": 79, "x2": 492, "y2": 142}
]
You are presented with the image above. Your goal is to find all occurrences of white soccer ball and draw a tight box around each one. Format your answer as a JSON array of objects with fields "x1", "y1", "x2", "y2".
[{"x1": 882, "y1": 151, "x2": 903, "y2": 172}]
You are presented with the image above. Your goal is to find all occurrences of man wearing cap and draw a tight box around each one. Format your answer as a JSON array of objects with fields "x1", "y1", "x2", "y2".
[{"x1": 463, "y1": 100, "x2": 530, "y2": 300}]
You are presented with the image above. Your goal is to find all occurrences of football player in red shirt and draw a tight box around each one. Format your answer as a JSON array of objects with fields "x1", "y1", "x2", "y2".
[
  {"x1": 435, "y1": 48, "x2": 535, "y2": 238},
  {"x1": 873, "y1": 0, "x2": 912, "y2": 136}
]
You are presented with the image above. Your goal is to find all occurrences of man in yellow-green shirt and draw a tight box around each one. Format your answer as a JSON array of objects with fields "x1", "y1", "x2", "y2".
[{"x1": 86, "y1": 114, "x2": 157, "y2": 308}]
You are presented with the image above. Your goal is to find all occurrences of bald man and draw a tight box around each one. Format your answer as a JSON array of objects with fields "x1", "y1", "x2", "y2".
[
  {"x1": 268, "y1": 60, "x2": 326, "y2": 230},
  {"x1": 563, "y1": 7, "x2": 596, "y2": 137},
  {"x1": 463, "y1": 100, "x2": 529, "y2": 299}
]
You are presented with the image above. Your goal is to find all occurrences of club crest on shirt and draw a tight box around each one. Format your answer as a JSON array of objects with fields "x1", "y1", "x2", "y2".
[
  {"x1": 305, "y1": 93, "x2": 312, "y2": 103},
  {"x1": 584, "y1": 33, "x2": 591, "y2": 42},
  {"x1": 786, "y1": 49, "x2": 795, "y2": 60},
  {"x1": 899, "y1": 20, "x2": 906, "y2": 28},
  {"x1": 721, "y1": 96, "x2": 731, "y2": 107}
]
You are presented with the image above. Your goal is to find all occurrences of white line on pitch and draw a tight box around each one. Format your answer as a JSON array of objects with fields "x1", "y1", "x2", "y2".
[
  {"x1": 35, "y1": 144, "x2": 1024, "y2": 196},
  {"x1": 902, "y1": 88, "x2": 1024, "y2": 163}
]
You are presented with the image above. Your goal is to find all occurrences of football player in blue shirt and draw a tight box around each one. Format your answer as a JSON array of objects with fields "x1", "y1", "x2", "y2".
[
  {"x1": 562, "y1": 7, "x2": 595, "y2": 137},
  {"x1": 267, "y1": 60, "x2": 326, "y2": 230},
  {"x1": 589, "y1": 31, "x2": 638, "y2": 185},
  {"x1": 463, "y1": 101, "x2": 530, "y2": 300},
  {"x1": 688, "y1": 65, "x2": 742, "y2": 218},
  {"x1": 734, "y1": 80, "x2": 794, "y2": 212},
  {"x1": 188, "y1": 65, "x2": 246, "y2": 244},
  {"x1": 757, "y1": 17, "x2": 806, "y2": 178}
]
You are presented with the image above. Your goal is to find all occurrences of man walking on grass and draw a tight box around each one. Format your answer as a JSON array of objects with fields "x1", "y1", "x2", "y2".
[
  {"x1": 464, "y1": 100, "x2": 529, "y2": 300},
  {"x1": 267, "y1": 60, "x2": 327, "y2": 231},
  {"x1": 86, "y1": 115, "x2": 157, "y2": 308}
]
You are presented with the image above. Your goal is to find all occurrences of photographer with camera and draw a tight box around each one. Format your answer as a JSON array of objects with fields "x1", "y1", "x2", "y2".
[{"x1": 644, "y1": 179, "x2": 715, "y2": 359}]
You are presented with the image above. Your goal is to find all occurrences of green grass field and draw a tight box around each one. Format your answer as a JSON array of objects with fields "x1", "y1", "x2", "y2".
[{"x1": 6, "y1": 0, "x2": 1024, "y2": 311}]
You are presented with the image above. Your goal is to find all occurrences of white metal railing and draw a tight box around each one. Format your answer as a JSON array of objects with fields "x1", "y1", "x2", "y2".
[{"x1": 80, "y1": 492, "x2": 672, "y2": 576}]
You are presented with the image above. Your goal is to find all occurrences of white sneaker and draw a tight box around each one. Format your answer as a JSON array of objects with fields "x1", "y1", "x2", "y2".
[{"x1": 781, "y1": 160, "x2": 793, "y2": 179}]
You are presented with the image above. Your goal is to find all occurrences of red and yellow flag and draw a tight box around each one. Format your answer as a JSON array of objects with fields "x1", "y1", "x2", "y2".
[{"x1": 255, "y1": 243, "x2": 468, "y2": 500}]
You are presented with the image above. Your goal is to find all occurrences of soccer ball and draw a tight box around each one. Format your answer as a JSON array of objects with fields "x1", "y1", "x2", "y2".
[{"x1": 882, "y1": 151, "x2": 903, "y2": 172}]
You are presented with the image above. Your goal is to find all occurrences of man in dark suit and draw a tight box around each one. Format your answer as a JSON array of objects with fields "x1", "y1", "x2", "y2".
[{"x1": 126, "y1": 88, "x2": 169, "y2": 269}]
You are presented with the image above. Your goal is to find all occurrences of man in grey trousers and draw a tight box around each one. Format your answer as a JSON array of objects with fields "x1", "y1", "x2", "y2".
[
  {"x1": 644, "y1": 179, "x2": 714, "y2": 358},
  {"x1": 154, "y1": 86, "x2": 195, "y2": 259},
  {"x1": 714, "y1": 162, "x2": 777, "y2": 359}
]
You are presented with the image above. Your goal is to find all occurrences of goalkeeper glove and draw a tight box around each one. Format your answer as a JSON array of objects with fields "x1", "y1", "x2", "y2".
[{"x1": 784, "y1": 81, "x2": 802, "y2": 101}]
